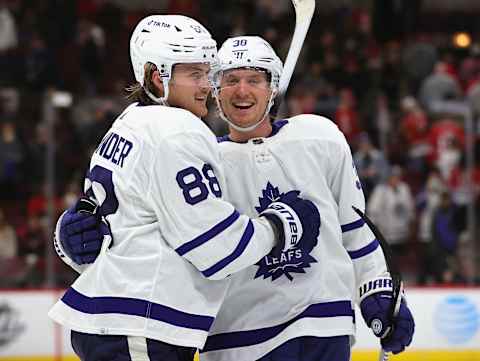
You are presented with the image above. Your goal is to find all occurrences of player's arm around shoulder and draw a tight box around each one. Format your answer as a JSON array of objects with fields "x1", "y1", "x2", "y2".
[
  {"x1": 53, "y1": 117, "x2": 322, "y2": 281},
  {"x1": 148, "y1": 130, "x2": 278, "y2": 280},
  {"x1": 150, "y1": 129, "x2": 321, "y2": 280}
]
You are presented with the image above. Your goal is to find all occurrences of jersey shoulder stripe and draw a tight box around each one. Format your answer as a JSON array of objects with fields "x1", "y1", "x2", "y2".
[{"x1": 175, "y1": 210, "x2": 240, "y2": 256}]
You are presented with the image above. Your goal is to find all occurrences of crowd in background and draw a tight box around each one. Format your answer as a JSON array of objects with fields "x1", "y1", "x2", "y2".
[{"x1": 1, "y1": 0, "x2": 480, "y2": 287}]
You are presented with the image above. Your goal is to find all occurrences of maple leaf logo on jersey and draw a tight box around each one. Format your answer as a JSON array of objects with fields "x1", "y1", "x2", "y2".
[{"x1": 254, "y1": 182, "x2": 318, "y2": 282}]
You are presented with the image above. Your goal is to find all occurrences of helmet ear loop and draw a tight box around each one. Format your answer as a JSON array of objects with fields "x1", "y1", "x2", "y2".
[
  {"x1": 144, "y1": 68, "x2": 169, "y2": 106},
  {"x1": 263, "y1": 85, "x2": 278, "y2": 120},
  {"x1": 213, "y1": 85, "x2": 230, "y2": 123}
]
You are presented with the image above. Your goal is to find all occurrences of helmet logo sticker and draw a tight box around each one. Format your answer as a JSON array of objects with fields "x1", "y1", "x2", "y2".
[{"x1": 190, "y1": 25, "x2": 203, "y2": 33}]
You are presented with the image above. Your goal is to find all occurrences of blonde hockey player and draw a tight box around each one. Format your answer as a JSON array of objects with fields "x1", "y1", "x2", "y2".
[
  {"x1": 48, "y1": 18, "x2": 320, "y2": 361},
  {"x1": 199, "y1": 36, "x2": 414, "y2": 361}
]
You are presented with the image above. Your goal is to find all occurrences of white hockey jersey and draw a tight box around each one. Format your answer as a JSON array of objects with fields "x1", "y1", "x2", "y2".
[
  {"x1": 201, "y1": 115, "x2": 388, "y2": 361},
  {"x1": 48, "y1": 103, "x2": 277, "y2": 349}
]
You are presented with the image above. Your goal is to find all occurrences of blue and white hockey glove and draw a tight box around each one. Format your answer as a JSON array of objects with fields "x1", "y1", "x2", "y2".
[
  {"x1": 54, "y1": 197, "x2": 111, "y2": 269},
  {"x1": 260, "y1": 190, "x2": 320, "y2": 256},
  {"x1": 359, "y1": 277, "x2": 415, "y2": 354}
]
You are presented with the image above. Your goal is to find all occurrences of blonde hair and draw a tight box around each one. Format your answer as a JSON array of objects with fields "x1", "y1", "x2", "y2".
[{"x1": 125, "y1": 62, "x2": 161, "y2": 104}]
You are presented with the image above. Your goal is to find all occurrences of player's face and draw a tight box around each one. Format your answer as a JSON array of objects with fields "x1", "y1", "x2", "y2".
[
  {"x1": 218, "y1": 68, "x2": 272, "y2": 129},
  {"x1": 167, "y1": 63, "x2": 211, "y2": 118}
]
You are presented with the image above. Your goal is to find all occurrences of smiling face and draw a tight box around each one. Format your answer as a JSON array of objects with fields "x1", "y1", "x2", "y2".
[
  {"x1": 165, "y1": 63, "x2": 211, "y2": 118},
  {"x1": 217, "y1": 68, "x2": 274, "y2": 133}
]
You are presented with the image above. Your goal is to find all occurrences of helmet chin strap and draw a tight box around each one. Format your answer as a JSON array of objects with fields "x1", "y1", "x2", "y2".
[
  {"x1": 215, "y1": 89, "x2": 277, "y2": 133},
  {"x1": 144, "y1": 78, "x2": 170, "y2": 106}
]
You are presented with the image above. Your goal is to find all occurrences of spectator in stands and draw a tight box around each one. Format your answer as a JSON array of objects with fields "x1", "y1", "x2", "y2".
[
  {"x1": 286, "y1": 79, "x2": 320, "y2": 116},
  {"x1": 77, "y1": 101, "x2": 116, "y2": 153},
  {"x1": 427, "y1": 118, "x2": 465, "y2": 173},
  {"x1": 381, "y1": 41, "x2": 403, "y2": 103},
  {"x1": 367, "y1": 165, "x2": 415, "y2": 272},
  {"x1": 335, "y1": 87, "x2": 362, "y2": 146},
  {"x1": 353, "y1": 132, "x2": 390, "y2": 201},
  {"x1": 436, "y1": 136, "x2": 462, "y2": 182},
  {"x1": 0, "y1": 207, "x2": 27, "y2": 287},
  {"x1": 0, "y1": 88, "x2": 20, "y2": 117},
  {"x1": 416, "y1": 168, "x2": 446, "y2": 284},
  {"x1": 399, "y1": 96, "x2": 431, "y2": 186},
  {"x1": 25, "y1": 122, "x2": 48, "y2": 188},
  {"x1": 459, "y1": 45, "x2": 480, "y2": 92},
  {"x1": 0, "y1": 1, "x2": 17, "y2": 52},
  {"x1": 0, "y1": 1, "x2": 18, "y2": 84},
  {"x1": 0, "y1": 121, "x2": 24, "y2": 200},
  {"x1": 78, "y1": 19, "x2": 105, "y2": 95},
  {"x1": 466, "y1": 80, "x2": 480, "y2": 118},
  {"x1": 16, "y1": 213, "x2": 48, "y2": 286},
  {"x1": 447, "y1": 153, "x2": 480, "y2": 207},
  {"x1": 431, "y1": 191, "x2": 465, "y2": 284},
  {"x1": 23, "y1": 32, "x2": 57, "y2": 91},
  {"x1": 419, "y1": 61, "x2": 462, "y2": 112},
  {"x1": 17, "y1": 213, "x2": 46, "y2": 257},
  {"x1": 373, "y1": 93, "x2": 392, "y2": 154},
  {"x1": 0, "y1": 208, "x2": 17, "y2": 260},
  {"x1": 402, "y1": 34, "x2": 437, "y2": 94}
]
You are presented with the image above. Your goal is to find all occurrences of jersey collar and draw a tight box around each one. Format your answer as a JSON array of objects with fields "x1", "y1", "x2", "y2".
[{"x1": 217, "y1": 119, "x2": 289, "y2": 143}]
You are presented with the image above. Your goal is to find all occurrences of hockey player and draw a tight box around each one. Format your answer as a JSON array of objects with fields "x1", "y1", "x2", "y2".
[
  {"x1": 48, "y1": 18, "x2": 321, "y2": 361},
  {"x1": 199, "y1": 36, "x2": 415, "y2": 361}
]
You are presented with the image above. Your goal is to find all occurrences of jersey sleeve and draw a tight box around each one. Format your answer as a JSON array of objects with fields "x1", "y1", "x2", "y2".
[
  {"x1": 327, "y1": 133, "x2": 389, "y2": 302},
  {"x1": 149, "y1": 130, "x2": 276, "y2": 280}
]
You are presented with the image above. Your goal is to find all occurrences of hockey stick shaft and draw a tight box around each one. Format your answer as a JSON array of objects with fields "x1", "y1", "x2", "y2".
[
  {"x1": 378, "y1": 281, "x2": 403, "y2": 361},
  {"x1": 271, "y1": 0, "x2": 315, "y2": 119}
]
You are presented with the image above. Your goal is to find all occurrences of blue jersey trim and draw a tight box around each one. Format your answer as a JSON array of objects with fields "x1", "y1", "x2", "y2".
[
  {"x1": 270, "y1": 119, "x2": 289, "y2": 136},
  {"x1": 176, "y1": 210, "x2": 240, "y2": 256},
  {"x1": 61, "y1": 287, "x2": 214, "y2": 331},
  {"x1": 341, "y1": 218, "x2": 365, "y2": 233},
  {"x1": 217, "y1": 134, "x2": 231, "y2": 143},
  {"x1": 201, "y1": 300, "x2": 354, "y2": 352},
  {"x1": 348, "y1": 239, "x2": 379, "y2": 259},
  {"x1": 217, "y1": 120, "x2": 289, "y2": 143},
  {"x1": 201, "y1": 220, "x2": 254, "y2": 277}
]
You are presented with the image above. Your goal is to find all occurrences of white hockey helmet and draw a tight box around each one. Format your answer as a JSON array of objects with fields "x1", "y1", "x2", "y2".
[
  {"x1": 213, "y1": 36, "x2": 283, "y2": 132},
  {"x1": 130, "y1": 15, "x2": 218, "y2": 105}
]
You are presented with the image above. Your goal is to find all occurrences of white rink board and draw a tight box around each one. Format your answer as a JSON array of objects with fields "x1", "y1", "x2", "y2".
[
  {"x1": 353, "y1": 288, "x2": 480, "y2": 350},
  {"x1": 0, "y1": 290, "x2": 74, "y2": 357},
  {"x1": 0, "y1": 288, "x2": 479, "y2": 358}
]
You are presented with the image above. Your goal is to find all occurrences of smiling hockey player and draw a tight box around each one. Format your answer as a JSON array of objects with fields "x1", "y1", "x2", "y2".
[{"x1": 48, "y1": 18, "x2": 321, "y2": 361}]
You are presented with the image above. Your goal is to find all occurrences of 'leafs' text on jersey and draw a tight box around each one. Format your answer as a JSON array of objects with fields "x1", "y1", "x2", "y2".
[{"x1": 254, "y1": 182, "x2": 318, "y2": 281}]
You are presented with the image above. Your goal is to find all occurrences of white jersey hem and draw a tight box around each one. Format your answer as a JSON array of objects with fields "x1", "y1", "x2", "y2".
[
  {"x1": 48, "y1": 300, "x2": 207, "y2": 349},
  {"x1": 201, "y1": 316, "x2": 355, "y2": 361}
]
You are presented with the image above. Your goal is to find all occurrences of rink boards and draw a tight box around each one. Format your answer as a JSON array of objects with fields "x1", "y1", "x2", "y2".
[{"x1": 0, "y1": 288, "x2": 479, "y2": 360}]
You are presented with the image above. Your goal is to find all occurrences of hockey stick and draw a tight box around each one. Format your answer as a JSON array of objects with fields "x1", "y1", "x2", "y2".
[
  {"x1": 271, "y1": 0, "x2": 316, "y2": 119},
  {"x1": 352, "y1": 206, "x2": 403, "y2": 361}
]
